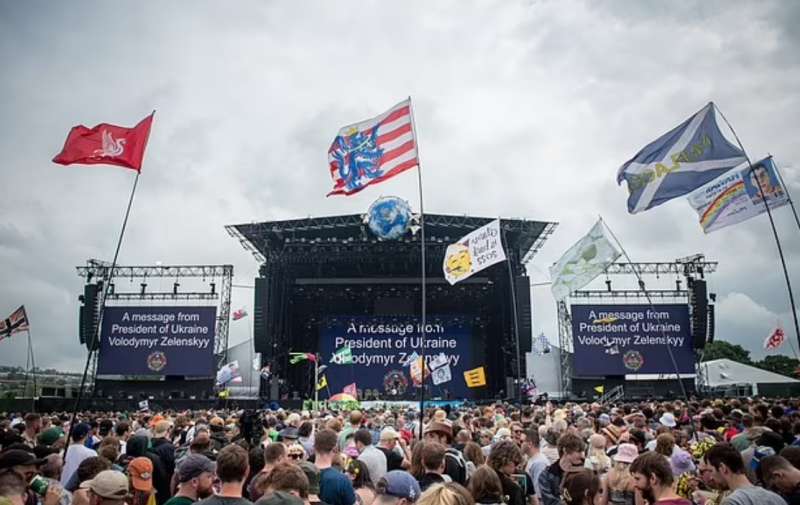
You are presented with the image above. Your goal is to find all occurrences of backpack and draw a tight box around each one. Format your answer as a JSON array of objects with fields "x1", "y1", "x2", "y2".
[{"x1": 444, "y1": 448, "x2": 467, "y2": 485}]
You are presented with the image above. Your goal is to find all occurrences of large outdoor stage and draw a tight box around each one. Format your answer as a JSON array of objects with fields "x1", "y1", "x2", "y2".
[{"x1": 228, "y1": 214, "x2": 556, "y2": 401}]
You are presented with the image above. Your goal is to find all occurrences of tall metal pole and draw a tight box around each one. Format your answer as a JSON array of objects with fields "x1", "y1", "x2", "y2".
[
  {"x1": 27, "y1": 330, "x2": 37, "y2": 412},
  {"x1": 314, "y1": 354, "x2": 319, "y2": 410},
  {"x1": 409, "y1": 97, "x2": 427, "y2": 438},
  {"x1": 715, "y1": 105, "x2": 800, "y2": 353},
  {"x1": 770, "y1": 156, "x2": 800, "y2": 233},
  {"x1": 64, "y1": 170, "x2": 141, "y2": 461},
  {"x1": 502, "y1": 225, "x2": 523, "y2": 403}
]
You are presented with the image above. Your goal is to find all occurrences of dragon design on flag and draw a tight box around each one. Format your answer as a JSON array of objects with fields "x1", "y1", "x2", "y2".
[{"x1": 330, "y1": 125, "x2": 384, "y2": 192}]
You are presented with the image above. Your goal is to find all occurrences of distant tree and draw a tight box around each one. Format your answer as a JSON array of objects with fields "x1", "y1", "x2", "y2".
[
  {"x1": 701, "y1": 340, "x2": 752, "y2": 364},
  {"x1": 756, "y1": 355, "x2": 800, "y2": 378}
]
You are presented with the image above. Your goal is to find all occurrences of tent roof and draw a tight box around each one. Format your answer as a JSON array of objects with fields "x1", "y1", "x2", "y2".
[{"x1": 701, "y1": 358, "x2": 800, "y2": 386}]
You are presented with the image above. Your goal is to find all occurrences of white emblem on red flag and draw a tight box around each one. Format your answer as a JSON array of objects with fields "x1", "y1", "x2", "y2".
[
  {"x1": 93, "y1": 130, "x2": 126, "y2": 157},
  {"x1": 764, "y1": 325, "x2": 785, "y2": 350}
]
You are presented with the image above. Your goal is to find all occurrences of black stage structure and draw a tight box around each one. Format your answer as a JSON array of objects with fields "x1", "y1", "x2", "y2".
[{"x1": 228, "y1": 214, "x2": 557, "y2": 402}]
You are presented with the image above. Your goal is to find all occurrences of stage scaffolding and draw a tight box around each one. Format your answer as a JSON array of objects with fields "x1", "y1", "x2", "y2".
[{"x1": 557, "y1": 254, "x2": 718, "y2": 398}]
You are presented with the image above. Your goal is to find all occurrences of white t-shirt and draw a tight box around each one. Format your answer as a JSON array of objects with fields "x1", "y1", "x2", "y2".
[{"x1": 60, "y1": 444, "x2": 97, "y2": 486}]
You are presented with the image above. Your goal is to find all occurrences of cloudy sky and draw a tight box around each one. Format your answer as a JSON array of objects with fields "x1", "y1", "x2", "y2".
[{"x1": 0, "y1": 1, "x2": 798, "y2": 373}]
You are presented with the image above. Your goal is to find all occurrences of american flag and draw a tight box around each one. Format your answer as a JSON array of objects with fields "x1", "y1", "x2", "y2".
[
  {"x1": 0, "y1": 306, "x2": 29, "y2": 340},
  {"x1": 327, "y1": 98, "x2": 419, "y2": 196}
]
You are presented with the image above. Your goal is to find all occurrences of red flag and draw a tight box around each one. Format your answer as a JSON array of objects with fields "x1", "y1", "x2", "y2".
[
  {"x1": 764, "y1": 325, "x2": 785, "y2": 350},
  {"x1": 53, "y1": 113, "x2": 154, "y2": 172}
]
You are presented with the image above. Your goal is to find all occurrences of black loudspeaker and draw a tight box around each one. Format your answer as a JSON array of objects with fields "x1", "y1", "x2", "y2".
[
  {"x1": 79, "y1": 282, "x2": 102, "y2": 351},
  {"x1": 690, "y1": 279, "x2": 709, "y2": 349},
  {"x1": 707, "y1": 304, "x2": 715, "y2": 344},
  {"x1": 253, "y1": 277, "x2": 269, "y2": 354},
  {"x1": 515, "y1": 276, "x2": 532, "y2": 353}
]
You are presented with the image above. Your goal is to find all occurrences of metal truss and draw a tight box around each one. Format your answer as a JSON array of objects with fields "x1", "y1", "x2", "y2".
[
  {"x1": 78, "y1": 259, "x2": 233, "y2": 280},
  {"x1": 76, "y1": 260, "x2": 234, "y2": 369},
  {"x1": 523, "y1": 222, "x2": 558, "y2": 263},
  {"x1": 105, "y1": 293, "x2": 219, "y2": 301},
  {"x1": 557, "y1": 301, "x2": 573, "y2": 396},
  {"x1": 570, "y1": 290, "x2": 689, "y2": 299},
  {"x1": 603, "y1": 258, "x2": 718, "y2": 276}
]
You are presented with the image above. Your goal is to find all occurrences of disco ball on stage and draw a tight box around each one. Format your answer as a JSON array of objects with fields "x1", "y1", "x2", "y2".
[{"x1": 366, "y1": 196, "x2": 413, "y2": 240}]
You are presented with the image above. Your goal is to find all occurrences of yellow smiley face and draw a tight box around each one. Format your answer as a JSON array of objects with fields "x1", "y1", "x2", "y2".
[{"x1": 445, "y1": 245, "x2": 472, "y2": 278}]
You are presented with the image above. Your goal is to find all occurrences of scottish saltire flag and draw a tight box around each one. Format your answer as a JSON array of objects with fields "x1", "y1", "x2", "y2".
[
  {"x1": 327, "y1": 98, "x2": 419, "y2": 196},
  {"x1": 617, "y1": 103, "x2": 746, "y2": 214}
]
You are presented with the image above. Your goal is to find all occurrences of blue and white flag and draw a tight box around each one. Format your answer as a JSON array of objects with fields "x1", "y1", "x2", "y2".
[{"x1": 617, "y1": 102, "x2": 746, "y2": 214}]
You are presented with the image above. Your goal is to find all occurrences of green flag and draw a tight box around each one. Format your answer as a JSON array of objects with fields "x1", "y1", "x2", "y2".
[{"x1": 332, "y1": 347, "x2": 353, "y2": 364}]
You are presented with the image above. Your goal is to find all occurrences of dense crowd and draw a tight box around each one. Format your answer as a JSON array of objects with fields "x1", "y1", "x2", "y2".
[{"x1": 2, "y1": 398, "x2": 800, "y2": 505}]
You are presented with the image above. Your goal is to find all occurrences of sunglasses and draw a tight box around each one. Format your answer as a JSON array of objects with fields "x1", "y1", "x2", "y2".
[{"x1": 289, "y1": 453, "x2": 303, "y2": 460}]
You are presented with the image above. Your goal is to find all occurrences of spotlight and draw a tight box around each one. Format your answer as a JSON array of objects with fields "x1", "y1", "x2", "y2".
[
  {"x1": 173, "y1": 282, "x2": 179, "y2": 294},
  {"x1": 605, "y1": 279, "x2": 612, "y2": 292},
  {"x1": 140, "y1": 283, "x2": 147, "y2": 295},
  {"x1": 210, "y1": 282, "x2": 216, "y2": 295}
]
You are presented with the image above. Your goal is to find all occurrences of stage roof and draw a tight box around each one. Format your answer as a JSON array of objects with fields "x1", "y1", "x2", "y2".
[{"x1": 226, "y1": 214, "x2": 557, "y2": 264}]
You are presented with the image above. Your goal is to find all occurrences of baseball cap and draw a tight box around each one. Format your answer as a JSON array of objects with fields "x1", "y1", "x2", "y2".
[
  {"x1": 83, "y1": 470, "x2": 130, "y2": 500},
  {"x1": 259, "y1": 491, "x2": 304, "y2": 505},
  {"x1": 128, "y1": 457, "x2": 154, "y2": 492},
  {"x1": 0, "y1": 449, "x2": 43, "y2": 469},
  {"x1": 298, "y1": 461, "x2": 320, "y2": 495},
  {"x1": 71, "y1": 423, "x2": 92, "y2": 441},
  {"x1": 380, "y1": 427, "x2": 401, "y2": 442},
  {"x1": 376, "y1": 471, "x2": 421, "y2": 502},
  {"x1": 176, "y1": 454, "x2": 216, "y2": 483},
  {"x1": 37, "y1": 428, "x2": 65, "y2": 446},
  {"x1": 279, "y1": 427, "x2": 299, "y2": 440}
]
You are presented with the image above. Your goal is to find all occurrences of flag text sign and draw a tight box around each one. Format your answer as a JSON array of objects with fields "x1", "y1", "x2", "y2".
[
  {"x1": 570, "y1": 304, "x2": 694, "y2": 376},
  {"x1": 98, "y1": 306, "x2": 216, "y2": 375}
]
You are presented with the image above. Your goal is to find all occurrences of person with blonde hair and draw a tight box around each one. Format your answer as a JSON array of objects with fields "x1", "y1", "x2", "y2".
[
  {"x1": 585, "y1": 434, "x2": 611, "y2": 474},
  {"x1": 602, "y1": 444, "x2": 638, "y2": 505},
  {"x1": 416, "y1": 483, "x2": 474, "y2": 505}
]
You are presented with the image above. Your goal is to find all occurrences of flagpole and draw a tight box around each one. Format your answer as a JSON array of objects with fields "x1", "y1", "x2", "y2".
[
  {"x1": 599, "y1": 219, "x2": 694, "y2": 404},
  {"x1": 314, "y1": 354, "x2": 319, "y2": 410},
  {"x1": 714, "y1": 105, "x2": 800, "y2": 353},
  {"x1": 65, "y1": 170, "x2": 141, "y2": 462},
  {"x1": 26, "y1": 330, "x2": 37, "y2": 412},
  {"x1": 770, "y1": 155, "x2": 800, "y2": 234},
  {"x1": 501, "y1": 223, "x2": 523, "y2": 403},
  {"x1": 409, "y1": 97, "x2": 427, "y2": 438}
]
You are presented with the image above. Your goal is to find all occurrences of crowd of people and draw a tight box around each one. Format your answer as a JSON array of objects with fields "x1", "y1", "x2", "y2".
[{"x1": 1, "y1": 398, "x2": 800, "y2": 505}]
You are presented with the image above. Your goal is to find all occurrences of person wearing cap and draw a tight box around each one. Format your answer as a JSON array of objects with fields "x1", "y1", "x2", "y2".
[
  {"x1": 128, "y1": 457, "x2": 156, "y2": 505},
  {"x1": 82, "y1": 470, "x2": 129, "y2": 505},
  {"x1": 165, "y1": 455, "x2": 216, "y2": 505},
  {"x1": 605, "y1": 443, "x2": 638, "y2": 505},
  {"x1": 374, "y1": 471, "x2": 421, "y2": 505},
  {"x1": 296, "y1": 462, "x2": 325, "y2": 505},
  {"x1": 38, "y1": 429, "x2": 66, "y2": 451},
  {"x1": 378, "y1": 428, "x2": 408, "y2": 472},
  {"x1": 61, "y1": 424, "x2": 97, "y2": 487},
  {"x1": 422, "y1": 422, "x2": 466, "y2": 486}
]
